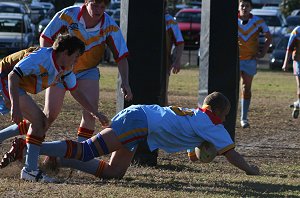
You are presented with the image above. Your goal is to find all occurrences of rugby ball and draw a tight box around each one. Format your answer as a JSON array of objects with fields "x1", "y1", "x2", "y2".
[{"x1": 195, "y1": 141, "x2": 217, "y2": 163}]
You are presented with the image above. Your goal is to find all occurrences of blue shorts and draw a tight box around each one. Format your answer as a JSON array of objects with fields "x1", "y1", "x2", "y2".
[
  {"x1": 293, "y1": 61, "x2": 300, "y2": 76},
  {"x1": 110, "y1": 105, "x2": 148, "y2": 151},
  {"x1": 240, "y1": 60, "x2": 257, "y2": 76},
  {"x1": 55, "y1": 67, "x2": 100, "y2": 89}
]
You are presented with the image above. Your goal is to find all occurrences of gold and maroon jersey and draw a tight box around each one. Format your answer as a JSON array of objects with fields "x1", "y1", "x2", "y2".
[
  {"x1": 41, "y1": 5, "x2": 129, "y2": 74},
  {"x1": 238, "y1": 14, "x2": 269, "y2": 60}
]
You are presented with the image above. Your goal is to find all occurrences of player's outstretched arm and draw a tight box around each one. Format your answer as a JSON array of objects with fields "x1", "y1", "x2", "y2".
[
  {"x1": 224, "y1": 149, "x2": 260, "y2": 175},
  {"x1": 70, "y1": 89, "x2": 109, "y2": 127}
]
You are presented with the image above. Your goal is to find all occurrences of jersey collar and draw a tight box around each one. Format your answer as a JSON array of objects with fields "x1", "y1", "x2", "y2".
[{"x1": 198, "y1": 105, "x2": 222, "y2": 125}]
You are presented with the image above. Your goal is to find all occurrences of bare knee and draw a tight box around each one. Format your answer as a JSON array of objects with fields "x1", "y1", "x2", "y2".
[
  {"x1": 102, "y1": 165, "x2": 128, "y2": 179},
  {"x1": 30, "y1": 115, "x2": 49, "y2": 135}
]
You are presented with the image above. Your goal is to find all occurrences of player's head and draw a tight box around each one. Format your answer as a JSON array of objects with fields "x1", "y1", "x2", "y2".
[
  {"x1": 84, "y1": 0, "x2": 110, "y2": 19},
  {"x1": 203, "y1": 92, "x2": 231, "y2": 122},
  {"x1": 239, "y1": 0, "x2": 252, "y2": 6},
  {"x1": 53, "y1": 34, "x2": 85, "y2": 56},
  {"x1": 239, "y1": 0, "x2": 253, "y2": 15},
  {"x1": 53, "y1": 34, "x2": 85, "y2": 70}
]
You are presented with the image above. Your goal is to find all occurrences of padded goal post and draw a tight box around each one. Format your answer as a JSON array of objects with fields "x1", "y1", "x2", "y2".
[{"x1": 199, "y1": 0, "x2": 239, "y2": 140}]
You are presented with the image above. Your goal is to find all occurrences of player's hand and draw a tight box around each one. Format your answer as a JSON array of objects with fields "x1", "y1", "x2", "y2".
[
  {"x1": 171, "y1": 63, "x2": 181, "y2": 74},
  {"x1": 282, "y1": 64, "x2": 288, "y2": 72},
  {"x1": 121, "y1": 84, "x2": 133, "y2": 101},
  {"x1": 92, "y1": 112, "x2": 109, "y2": 128},
  {"x1": 246, "y1": 165, "x2": 260, "y2": 175}
]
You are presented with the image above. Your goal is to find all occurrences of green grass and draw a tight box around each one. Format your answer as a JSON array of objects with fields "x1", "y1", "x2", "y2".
[{"x1": 0, "y1": 66, "x2": 299, "y2": 197}]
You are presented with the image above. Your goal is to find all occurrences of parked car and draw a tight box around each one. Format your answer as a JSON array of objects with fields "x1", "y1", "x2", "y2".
[
  {"x1": 291, "y1": 9, "x2": 300, "y2": 16},
  {"x1": 0, "y1": 1, "x2": 30, "y2": 15},
  {"x1": 175, "y1": 8, "x2": 201, "y2": 50},
  {"x1": 0, "y1": 13, "x2": 35, "y2": 56},
  {"x1": 251, "y1": 8, "x2": 288, "y2": 51},
  {"x1": 37, "y1": 8, "x2": 55, "y2": 35},
  {"x1": 286, "y1": 15, "x2": 300, "y2": 32},
  {"x1": 29, "y1": 4, "x2": 46, "y2": 24},
  {"x1": 269, "y1": 34, "x2": 291, "y2": 70}
]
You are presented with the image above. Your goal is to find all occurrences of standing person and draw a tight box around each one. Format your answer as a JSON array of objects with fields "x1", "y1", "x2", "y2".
[
  {"x1": 282, "y1": 26, "x2": 300, "y2": 119},
  {"x1": 238, "y1": 0, "x2": 272, "y2": 128},
  {"x1": 1, "y1": 92, "x2": 260, "y2": 182},
  {"x1": 40, "y1": 0, "x2": 133, "y2": 142},
  {"x1": 0, "y1": 34, "x2": 109, "y2": 182},
  {"x1": 164, "y1": 0, "x2": 184, "y2": 105}
]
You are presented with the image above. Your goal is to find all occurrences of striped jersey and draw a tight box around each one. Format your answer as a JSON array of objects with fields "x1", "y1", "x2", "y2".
[
  {"x1": 238, "y1": 14, "x2": 269, "y2": 60},
  {"x1": 140, "y1": 105, "x2": 235, "y2": 154},
  {"x1": 41, "y1": 5, "x2": 129, "y2": 74},
  {"x1": 0, "y1": 48, "x2": 77, "y2": 96},
  {"x1": 287, "y1": 26, "x2": 300, "y2": 61}
]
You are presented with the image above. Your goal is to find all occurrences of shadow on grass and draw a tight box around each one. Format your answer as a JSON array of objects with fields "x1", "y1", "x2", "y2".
[
  {"x1": 60, "y1": 169, "x2": 299, "y2": 197},
  {"x1": 116, "y1": 178, "x2": 300, "y2": 197}
]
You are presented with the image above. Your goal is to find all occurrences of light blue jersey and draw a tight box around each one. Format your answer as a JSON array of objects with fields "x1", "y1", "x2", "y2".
[{"x1": 111, "y1": 105, "x2": 235, "y2": 155}]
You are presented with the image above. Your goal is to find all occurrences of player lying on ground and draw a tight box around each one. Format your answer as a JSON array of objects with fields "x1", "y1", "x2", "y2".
[
  {"x1": 0, "y1": 34, "x2": 109, "y2": 182},
  {"x1": 0, "y1": 92, "x2": 259, "y2": 182}
]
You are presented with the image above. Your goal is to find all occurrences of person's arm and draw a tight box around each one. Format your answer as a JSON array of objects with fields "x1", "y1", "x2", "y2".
[
  {"x1": 282, "y1": 50, "x2": 293, "y2": 72},
  {"x1": 70, "y1": 89, "x2": 109, "y2": 127},
  {"x1": 8, "y1": 71, "x2": 23, "y2": 124},
  {"x1": 224, "y1": 149, "x2": 260, "y2": 175},
  {"x1": 171, "y1": 43, "x2": 184, "y2": 74},
  {"x1": 117, "y1": 58, "x2": 133, "y2": 101},
  {"x1": 256, "y1": 32, "x2": 272, "y2": 59}
]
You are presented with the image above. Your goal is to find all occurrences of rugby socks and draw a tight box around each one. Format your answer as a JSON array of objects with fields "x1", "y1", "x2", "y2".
[
  {"x1": 40, "y1": 140, "x2": 68, "y2": 158},
  {"x1": 77, "y1": 127, "x2": 94, "y2": 142},
  {"x1": 24, "y1": 134, "x2": 44, "y2": 171},
  {"x1": 0, "y1": 120, "x2": 29, "y2": 142},
  {"x1": 63, "y1": 134, "x2": 109, "y2": 162},
  {"x1": 59, "y1": 158, "x2": 106, "y2": 178},
  {"x1": 241, "y1": 99, "x2": 250, "y2": 121}
]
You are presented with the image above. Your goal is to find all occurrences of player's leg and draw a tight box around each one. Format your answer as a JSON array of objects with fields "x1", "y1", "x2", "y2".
[
  {"x1": 0, "y1": 119, "x2": 30, "y2": 143},
  {"x1": 292, "y1": 75, "x2": 300, "y2": 118},
  {"x1": 0, "y1": 84, "x2": 30, "y2": 143},
  {"x1": 72, "y1": 78, "x2": 99, "y2": 142},
  {"x1": 18, "y1": 94, "x2": 54, "y2": 182},
  {"x1": 240, "y1": 71, "x2": 253, "y2": 128},
  {"x1": 43, "y1": 85, "x2": 66, "y2": 127},
  {"x1": 47, "y1": 147, "x2": 135, "y2": 179},
  {"x1": 291, "y1": 61, "x2": 300, "y2": 118}
]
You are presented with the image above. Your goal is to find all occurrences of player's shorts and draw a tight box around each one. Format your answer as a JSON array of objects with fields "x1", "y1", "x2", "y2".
[
  {"x1": 55, "y1": 67, "x2": 100, "y2": 89},
  {"x1": 110, "y1": 105, "x2": 148, "y2": 151},
  {"x1": 293, "y1": 61, "x2": 300, "y2": 77},
  {"x1": 240, "y1": 59, "x2": 257, "y2": 76}
]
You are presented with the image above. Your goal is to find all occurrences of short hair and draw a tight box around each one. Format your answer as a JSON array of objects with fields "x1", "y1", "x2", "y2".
[
  {"x1": 52, "y1": 34, "x2": 85, "y2": 56},
  {"x1": 239, "y1": 0, "x2": 253, "y2": 6},
  {"x1": 85, "y1": 0, "x2": 111, "y2": 6},
  {"x1": 203, "y1": 92, "x2": 231, "y2": 113}
]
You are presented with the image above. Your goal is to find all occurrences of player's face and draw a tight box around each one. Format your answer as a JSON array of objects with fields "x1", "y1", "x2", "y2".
[
  {"x1": 63, "y1": 50, "x2": 82, "y2": 71},
  {"x1": 239, "y1": 1, "x2": 252, "y2": 17},
  {"x1": 86, "y1": 1, "x2": 106, "y2": 19}
]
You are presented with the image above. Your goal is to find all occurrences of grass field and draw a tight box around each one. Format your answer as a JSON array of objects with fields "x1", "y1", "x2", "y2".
[{"x1": 0, "y1": 66, "x2": 299, "y2": 197}]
